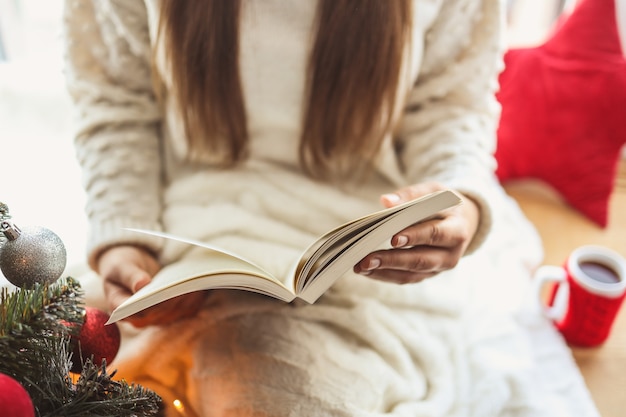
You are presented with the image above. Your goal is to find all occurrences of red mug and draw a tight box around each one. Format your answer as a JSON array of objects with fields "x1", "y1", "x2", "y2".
[{"x1": 534, "y1": 245, "x2": 626, "y2": 347}]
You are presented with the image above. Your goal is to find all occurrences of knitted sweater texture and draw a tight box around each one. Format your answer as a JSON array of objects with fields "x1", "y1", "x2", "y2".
[{"x1": 63, "y1": 0, "x2": 504, "y2": 269}]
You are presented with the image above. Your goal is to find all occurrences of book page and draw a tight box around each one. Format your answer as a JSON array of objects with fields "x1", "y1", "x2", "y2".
[
  {"x1": 107, "y1": 248, "x2": 296, "y2": 324},
  {"x1": 293, "y1": 200, "x2": 407, "y2": 275},
  {"x1": 125, "y1": 228, "x2": 271, "y2": 273},
  {"x1": 296, "y1": 190, "x2": 462, "y2": 303}
]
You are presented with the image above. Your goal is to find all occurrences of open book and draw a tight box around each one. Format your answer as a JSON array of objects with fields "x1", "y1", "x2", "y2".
[{"x1": 107, "y1": 190, "x2": 462, "y2": 323}]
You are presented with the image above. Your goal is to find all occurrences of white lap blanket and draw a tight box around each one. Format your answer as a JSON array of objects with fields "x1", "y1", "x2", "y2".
[{"x1": 78, "y1": 168, "x2": 599, "y2": 417}]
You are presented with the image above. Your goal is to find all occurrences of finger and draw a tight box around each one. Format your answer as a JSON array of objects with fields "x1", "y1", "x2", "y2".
[
  {"x1": 102, "y1": 265, "x2": 152, "y2": 313},
  {"x1": 381, "y1": 182, "x2": 445, "y2": 208},
  {"x1": 388, "y1": 246, "x2": 462, "y2": 272},
  {"x1": 391, "y1": 217, "x2": 465, "y2": 249},
  {"x1": 106, "y1": 263, "x2": 152, "y2": 294},
  {"x1": 103, "y1": 279, "x2": 133, "y2": 314},
  {"x1": 361, "y1": 268, "x2": 437, "y2": 285},
  {"x1": 355, "y1": 246, "x2": 461, "y2": 278}
]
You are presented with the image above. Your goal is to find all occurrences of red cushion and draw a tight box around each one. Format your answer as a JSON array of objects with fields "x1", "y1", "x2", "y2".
[{"x1": 495, "y1": 0, "x2": 626, "y2": 227}]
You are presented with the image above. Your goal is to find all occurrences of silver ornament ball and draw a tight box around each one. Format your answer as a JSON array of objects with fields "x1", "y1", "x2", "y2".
[{"x1": 0, "y1": 225, "x2": 67, "y2": 288}]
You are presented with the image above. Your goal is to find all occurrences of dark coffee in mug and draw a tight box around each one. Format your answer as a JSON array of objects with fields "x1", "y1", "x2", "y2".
[{"x1": 579, "y1": 261, "x2": 621, "y2": 284}]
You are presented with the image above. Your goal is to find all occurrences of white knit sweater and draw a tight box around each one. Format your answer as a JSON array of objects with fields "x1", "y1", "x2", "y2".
[{"x1": 63, "y1": 0, "x2": 504, "y2": 271}]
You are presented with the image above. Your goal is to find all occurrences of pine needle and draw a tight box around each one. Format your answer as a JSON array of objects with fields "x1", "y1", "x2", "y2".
[{"x1": 0, "y1": 277, "x2": 163, "y2": 416}]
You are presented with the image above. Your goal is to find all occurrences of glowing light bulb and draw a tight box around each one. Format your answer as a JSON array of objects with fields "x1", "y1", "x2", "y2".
[{"x1": 173, "y1": 399, "x2": 185, "y2": 414}]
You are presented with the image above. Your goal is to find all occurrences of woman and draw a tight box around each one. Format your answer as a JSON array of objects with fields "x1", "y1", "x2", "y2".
[{"x1": 64, "y1": 1, "x2": 548, "y2": 416}]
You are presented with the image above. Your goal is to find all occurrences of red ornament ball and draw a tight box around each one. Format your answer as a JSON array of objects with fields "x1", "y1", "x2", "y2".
[
  {"x1": 0, "y1": 373, "x2": 35, "y2": 417},
  {"x1": 71, "y1": 307, "x2": 121, "y2": 373}
]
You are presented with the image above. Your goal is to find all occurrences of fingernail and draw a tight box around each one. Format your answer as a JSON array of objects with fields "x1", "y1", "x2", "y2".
[
  {"x1": 394, "y1": 235, "x2": 409, "y2": 248},
  {"x1": 364, "y1": 258, "x2": 381, "y2": 271}
]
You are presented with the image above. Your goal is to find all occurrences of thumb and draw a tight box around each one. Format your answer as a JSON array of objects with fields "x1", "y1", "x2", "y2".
[
  {"x1": 381, "y1": 182, "x2": 445, "y2": 208},
  {"x1": 129, "y1": 267, "x2": 152, "y2": 293},
  {"x1": 104, "y1": 262, "x2": 151, "y2": 295},
  {"x1": 103, "y1": 266, "x2": 151, "y2": 312},
  {"x1": 380, "y1": 192, "x2": 403, "y2": 208}
]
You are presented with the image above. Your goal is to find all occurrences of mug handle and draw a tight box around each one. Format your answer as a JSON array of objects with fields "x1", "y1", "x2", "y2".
[{"x1": 533, "y1": 265, "x2": 569, "y2": 321}]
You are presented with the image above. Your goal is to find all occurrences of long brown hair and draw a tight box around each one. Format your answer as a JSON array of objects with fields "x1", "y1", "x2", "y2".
[{"x1": 157, "y1": 1, "x2": 412, "y2": 179}]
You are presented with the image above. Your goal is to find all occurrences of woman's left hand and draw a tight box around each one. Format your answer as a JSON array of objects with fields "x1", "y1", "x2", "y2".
[{"x1": 353, "y1": 182, "x2": 480, "y2": 284}]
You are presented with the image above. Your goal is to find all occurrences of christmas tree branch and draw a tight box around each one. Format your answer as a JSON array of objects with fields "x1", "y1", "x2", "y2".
[
  {"x1": 0, "y1": 276, "x2": 84, "y2": 335},
  {"x1": 0, "y1": 278, "x2": 84, "y2": 380},
  {"x1": 0, "y1": 277, "x2": 163, "y2": 416},
  {"x1": 25, "y1": 353, "x2": 163, "y2": 417}
]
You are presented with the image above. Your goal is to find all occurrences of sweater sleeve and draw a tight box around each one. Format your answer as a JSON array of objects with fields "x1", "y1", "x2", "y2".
[
  {"x1": 397, "y1": 0, "x2": 505, "y2": 254},
  {"x1": 63, "y1": 0, "x2": 164, "y2": 269}
]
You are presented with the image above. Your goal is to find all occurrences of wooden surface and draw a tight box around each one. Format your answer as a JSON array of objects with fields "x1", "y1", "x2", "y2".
[{"x1": 504, "y1": 159, "x2": 626, "y2": 417}]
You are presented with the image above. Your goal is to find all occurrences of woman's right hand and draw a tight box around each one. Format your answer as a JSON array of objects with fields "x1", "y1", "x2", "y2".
[{"x1": 97, "y1": 245, "x2": 206, "y2": 327}]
